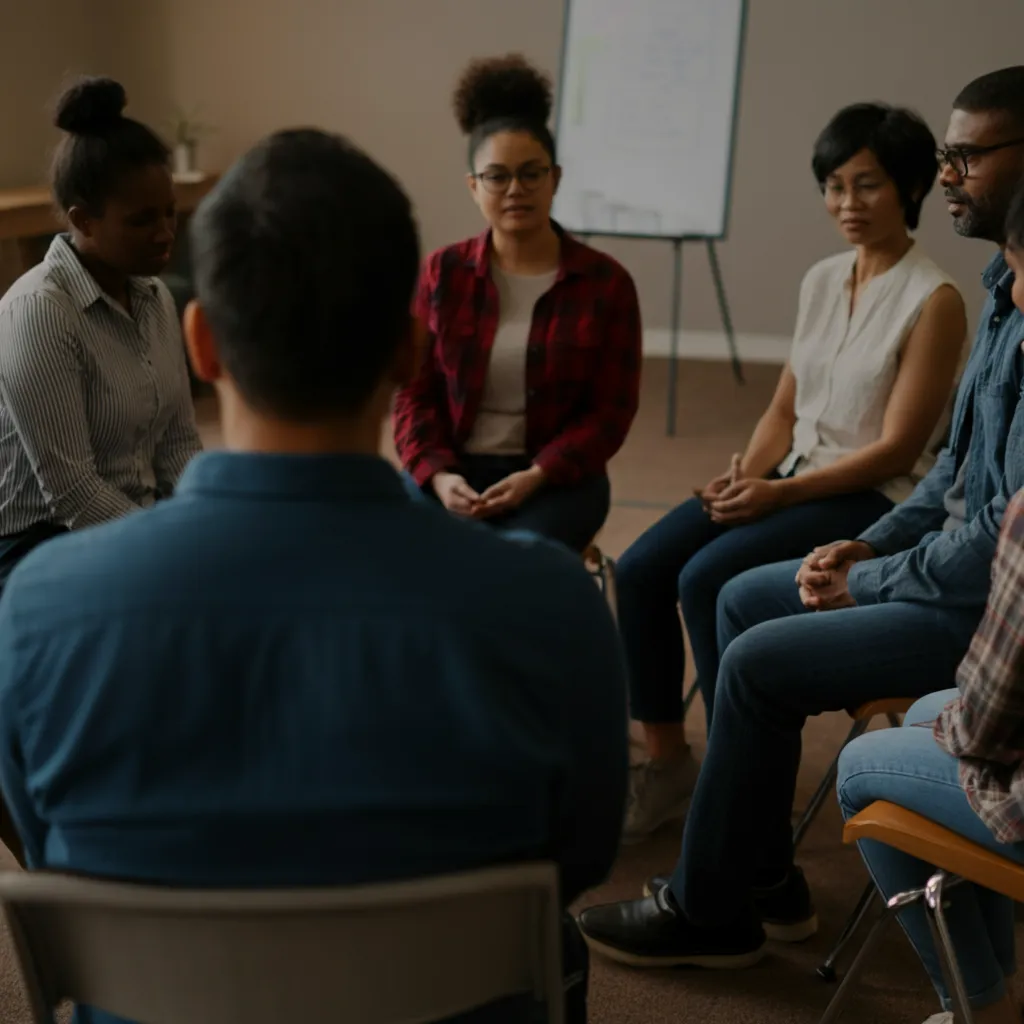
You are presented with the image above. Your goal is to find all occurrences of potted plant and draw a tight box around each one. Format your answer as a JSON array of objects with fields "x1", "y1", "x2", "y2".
[{"x1": 169, "y1": 106, "x2": 212, "y2": 178}]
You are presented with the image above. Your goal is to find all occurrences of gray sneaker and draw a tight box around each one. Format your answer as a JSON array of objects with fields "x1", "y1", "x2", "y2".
[{"x1": 622, "y1": 754, "x2": 701, "y2": 844}]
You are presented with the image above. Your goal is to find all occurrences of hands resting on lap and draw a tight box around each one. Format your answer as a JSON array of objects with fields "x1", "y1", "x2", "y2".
[
  {"x1": 431, "y1": 466, "x2": 547, "y2": 520},
  {"x1": 794, "y1": 539, "x2": 875, "y2": 611}
]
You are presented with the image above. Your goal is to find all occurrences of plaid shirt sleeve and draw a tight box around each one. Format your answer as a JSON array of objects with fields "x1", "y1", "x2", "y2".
[
  {"x1": 934, "y1": 488, "x2": 1024, "y2": 842},
  {"x1": 532, "y1": 270, "x2": 643, "y2": 485},
  {"x1": 392, "y1": 255, "x2": 459, "y2": 486}
]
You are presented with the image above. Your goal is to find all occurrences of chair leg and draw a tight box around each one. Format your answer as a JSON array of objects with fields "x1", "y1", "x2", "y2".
[
  {"x1": 817, "y1": 882, "x2": 931, "y2": 1024},
  {"x1": 885, "y1": 713, "x2": 902, "y2": 729},
  {"x1": 817, "y1": 881, "x2": 880, "y2": 982},
  {"x1": 925, "y1": 872, "x2": 974, "y2": 1023},
  {"x1": 682, "y1": 683, "x2": 700, "y2": 716},
  {"x1": 793, "y1": 718, "x2": 869, "y2": 850}
]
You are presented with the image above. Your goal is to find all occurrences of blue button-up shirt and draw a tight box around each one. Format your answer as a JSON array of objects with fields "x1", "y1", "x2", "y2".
[
  {"x1": 850, "y1": 252, "x2": 1024, "y2": 613},
  {"x1": 0, "y1": 452, "x2": 627, "y2": 1024}
]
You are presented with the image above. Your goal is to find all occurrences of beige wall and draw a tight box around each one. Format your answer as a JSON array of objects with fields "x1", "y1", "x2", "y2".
[
  {"x1": 7, "y1": 0, "x2": 1024, "y2": 342},
  {"x1": 0, "y1": 0, "x2": 103, "y2": 188}
]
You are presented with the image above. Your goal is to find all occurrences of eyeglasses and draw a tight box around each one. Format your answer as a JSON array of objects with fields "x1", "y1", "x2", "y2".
[
  {"x1": 936, "y1": 138, "x2": 1024, "y2": 178},
  {"x1": 474, "y1": 166, "x2": 552, "y2": 195}
]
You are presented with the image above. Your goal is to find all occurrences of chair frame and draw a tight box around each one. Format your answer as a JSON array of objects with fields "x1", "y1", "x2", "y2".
[
  {"x1": 583, "y1": 545, "x2": 618, "y2": 622},
  {"x1": 817, "y1": 870, "x2": 973, "y2": 1023},
  {"x1": 0, "y1": 862, "x2": 565, "y2": 1024}
]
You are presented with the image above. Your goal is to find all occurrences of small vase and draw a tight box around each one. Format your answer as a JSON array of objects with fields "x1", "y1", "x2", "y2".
[{"x1": 172, "y1": 142, "x2": 196, "y2": 177}]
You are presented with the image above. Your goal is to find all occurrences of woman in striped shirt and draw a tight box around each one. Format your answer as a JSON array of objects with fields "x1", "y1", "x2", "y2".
[{"x1": 0, "y1": 77, "x2": 201, "y2": 593}]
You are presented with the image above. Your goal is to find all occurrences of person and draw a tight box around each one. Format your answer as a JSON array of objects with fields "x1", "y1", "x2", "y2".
[
  {"x1": 0, "y1": 128, "x2": 628, "y2": 1024},
  {"x1": 0, "y1": 76, "x2": 200, "y2": 594},
  {"x1": 576, "y1": 66, "x2": 1024, "y2": 971},
  {"x1": 392, "y1": 54, "x2": 642, "y2": 553},
  {"x1": 617, "y1": 103, "x2": 967, "y2": 844},
  {"x1": 836, "y1": 180, "x2": 1024, "y2": 1024}
]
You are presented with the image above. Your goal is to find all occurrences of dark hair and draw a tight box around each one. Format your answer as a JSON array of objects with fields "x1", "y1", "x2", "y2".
[
  {"x1": 811, "y1": 103, "x2": 937, "y2": 230},
  {"x1": 190, "y1": 129, "x2": 420, "y2": 420},
  {"x1": 50, "y1": 77, "x2": 170, "y2": 215},
  {"x1": 954, "y1": 67, "x2": 1024, "y2": 133},
  {"x1": 1005, "y1": 176, "x2": 1024, "y2": 251},
  {"x1": 453, "y1": 55, "x2": 556, "y2": 169}
]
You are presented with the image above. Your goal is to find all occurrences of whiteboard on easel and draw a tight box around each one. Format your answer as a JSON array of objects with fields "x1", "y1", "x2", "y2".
[{"x1": 553, "y1": 0, "x2": 746, "y2": 239}]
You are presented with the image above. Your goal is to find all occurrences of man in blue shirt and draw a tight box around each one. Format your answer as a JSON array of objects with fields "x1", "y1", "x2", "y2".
[
  {"x1": 0, "y1": 130, "x2": 628, "y2": 1023},
  {"x1": 579, "y1": 67, "x2": 1024, "y2": 969}
]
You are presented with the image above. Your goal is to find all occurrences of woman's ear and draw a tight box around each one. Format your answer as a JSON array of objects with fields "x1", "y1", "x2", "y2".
[{"x1": 182, "y1": 300, "x2": 222, "y2": 383}]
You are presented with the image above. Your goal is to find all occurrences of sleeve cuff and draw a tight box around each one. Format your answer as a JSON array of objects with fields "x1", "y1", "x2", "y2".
[
  {"x1": 409, "y1": 450, "x2": 458, "y2": 488},
  {"x1": 848, "y1": 560, "x2": 882, "y2": 607}
]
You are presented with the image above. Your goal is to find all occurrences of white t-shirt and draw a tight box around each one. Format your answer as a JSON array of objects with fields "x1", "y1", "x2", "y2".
[
  {"x1": 777, "y1": 243, "x2": 965, "y2": 504},
  {"x1": 465, "y1": 266, "x2": 558, "y2": 455}
]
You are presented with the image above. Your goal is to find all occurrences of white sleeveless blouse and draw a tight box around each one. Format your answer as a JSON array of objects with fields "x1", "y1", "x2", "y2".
[{"x1": 777, "y1": 244, "x2": 964, "y2": 504}]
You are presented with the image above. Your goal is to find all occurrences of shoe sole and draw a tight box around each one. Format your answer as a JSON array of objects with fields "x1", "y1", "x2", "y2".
[
  {"x1": 621, "y1": 798, "x2": 692, "y2": 846},
  {"x1": 639, "y1": 882, "x2": 818, "y2": 944},
  {"x1": 581, "y1": 932, "x2": 766, "y2": 970}
]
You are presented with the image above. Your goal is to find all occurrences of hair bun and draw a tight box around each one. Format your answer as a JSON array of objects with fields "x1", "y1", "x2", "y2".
[
  {"x1": 453, "y1": 55, "x2": 553, "y2": 134},
  {"x1": 55, "y1": 77, "x2": 127, "y2": 136}
]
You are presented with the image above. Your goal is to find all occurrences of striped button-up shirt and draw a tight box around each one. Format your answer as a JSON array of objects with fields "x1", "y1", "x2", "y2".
[
  {"x1": 0, "y1": 235, "x2": 201, "y2": 533},
  {"x1": 935, "y1": 488, "x2": 1024, "y2": 843}
]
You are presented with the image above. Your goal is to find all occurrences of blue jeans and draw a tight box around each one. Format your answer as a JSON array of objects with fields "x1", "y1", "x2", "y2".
[
  {"x1": 838, "y1": 690, "x2": 1024, "y2": 1012},
  {"x1": 666, "y1": 560, "x2": 981, "y2": 928},
  {"x1": 404, "y1": 455, "x2": 610, "y2": 554},
  {"x1": 616, "y1": 490, "x2": 893, "y2": 728}
]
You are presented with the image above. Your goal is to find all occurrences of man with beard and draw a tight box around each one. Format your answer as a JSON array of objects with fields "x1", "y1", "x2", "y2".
[{"x1": 576, "y1": 66, "x2": 1024, "y2": 977}]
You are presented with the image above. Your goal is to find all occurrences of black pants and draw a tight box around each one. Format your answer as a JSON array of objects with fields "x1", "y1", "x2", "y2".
[
  {"x1": 0, "y1": 521, "x2": 67, "y2": 600},
  {"x1": 410, "y1": 455, "x2": 610, "y2": 554}
]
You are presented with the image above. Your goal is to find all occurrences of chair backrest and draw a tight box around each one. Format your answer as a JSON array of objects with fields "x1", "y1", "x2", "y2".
[{"x1": 0, "y1": 862, "x2": 564, "y2": 1024}]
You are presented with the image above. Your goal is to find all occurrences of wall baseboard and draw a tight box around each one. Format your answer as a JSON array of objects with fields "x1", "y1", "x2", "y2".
[{"x1": 643, "y1": 328, "x2": 790, "y2": 364}]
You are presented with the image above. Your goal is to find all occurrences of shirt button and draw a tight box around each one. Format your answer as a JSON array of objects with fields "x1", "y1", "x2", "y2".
[{"x1": 994, "y1": 316, "x2": 1002, "y2": 324}]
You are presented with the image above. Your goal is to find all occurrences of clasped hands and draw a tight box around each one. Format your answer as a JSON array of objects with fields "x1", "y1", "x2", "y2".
[
  {"x1": 793, "y1": 539, "x2": 874, "y2": 611},
  {"x1": 694, "y1": 455, "x2": 782, "y2": 525},
  {"x1": 432, "y1": 465, "x2": 546, "y2": 519}
]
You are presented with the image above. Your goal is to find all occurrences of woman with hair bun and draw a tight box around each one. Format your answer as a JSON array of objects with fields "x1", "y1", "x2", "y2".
[
  {"x1": 0, "y1": 76, "x2": 200, "y2": 592},
  {"x1": 393, "y1": 54, "x2": 642, "y2": 553}
]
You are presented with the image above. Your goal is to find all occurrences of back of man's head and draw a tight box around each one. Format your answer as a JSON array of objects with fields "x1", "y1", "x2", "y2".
[
  {"x1": 954, "y1": 67, "x2": 1024, "y2": 130},
  {"x1": 190, "y1": 129, "x2": 420, "y2": 421}
]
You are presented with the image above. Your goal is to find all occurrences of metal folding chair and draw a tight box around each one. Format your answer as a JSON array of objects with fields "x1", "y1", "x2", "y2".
[{"x1": 0, "y1": 862, "x2": 565, "y2": 1024}]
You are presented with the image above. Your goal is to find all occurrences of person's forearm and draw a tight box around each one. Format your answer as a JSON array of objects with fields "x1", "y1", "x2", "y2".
[
  {"x1": 740, "y1": 412, "x2": 794, "y2": 479},
  {"x1": 773, "y1": 439, "x2": 914, "y2": 507}
]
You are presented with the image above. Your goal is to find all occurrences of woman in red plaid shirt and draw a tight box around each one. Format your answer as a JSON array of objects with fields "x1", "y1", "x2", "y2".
[{"x1": 392, "y1": 55, "x2": 642, "y2": 553}]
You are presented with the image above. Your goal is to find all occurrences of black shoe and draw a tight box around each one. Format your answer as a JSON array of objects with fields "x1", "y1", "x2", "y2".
[
  {"x1": 577, "y1": 885, "x2": 766, "y2": 969},
  {"x1": 642, "y1": 866, "x2": 818, "y2": 943}
]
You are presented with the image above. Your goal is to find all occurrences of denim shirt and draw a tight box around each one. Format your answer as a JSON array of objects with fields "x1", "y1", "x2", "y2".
[{"x1": 849, "y1": 252, "x2": 1024, "y2": 612}]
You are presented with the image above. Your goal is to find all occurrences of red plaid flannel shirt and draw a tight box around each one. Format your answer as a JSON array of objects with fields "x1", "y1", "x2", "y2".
[
  {"x1": 392, "y1": 225, "x2": 642, "y2": 487},
  {"x1": 935, "y1": 488, "x2": 1024, "y2": 843}
]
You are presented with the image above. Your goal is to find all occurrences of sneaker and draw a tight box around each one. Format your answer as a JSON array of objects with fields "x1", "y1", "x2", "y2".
[
  {"x1": 622, "y1": 753, "x2": 701, "y2": 844},
  {"x1": 642, "y1": 866, "x2": 818, "y2": 943},
  {"x1": 920, "y1": 1015, "x2": 952, "y2": 1024},
  {"x1": 577, "y1": 883, "x2": 766, "y2": 969}
]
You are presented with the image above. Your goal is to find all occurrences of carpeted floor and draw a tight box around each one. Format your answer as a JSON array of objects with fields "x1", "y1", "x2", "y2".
[{"x1": 0, "y1": 358, "x2": 991, "y2": 1023}]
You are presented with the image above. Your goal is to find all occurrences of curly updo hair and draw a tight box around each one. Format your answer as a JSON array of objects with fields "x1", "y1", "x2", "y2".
[
  {"x1": 51, "y1": 76, "x2": 170, "y2": 216},
  {"x1": 453, "y1": 54, "x2": 556, "y2": 169}
]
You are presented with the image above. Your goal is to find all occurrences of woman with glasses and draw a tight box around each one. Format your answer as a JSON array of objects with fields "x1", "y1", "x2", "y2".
[
  {"x1": 617, "y1": 103, "x2": 969, "y2": 845},
  {"x1": 393, "y1": 54, "x2": 642, "y2": 552}
]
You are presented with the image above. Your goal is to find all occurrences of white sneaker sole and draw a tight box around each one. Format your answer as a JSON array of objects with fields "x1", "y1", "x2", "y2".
[
  {"x1": 639, "y1": 882, "x2": 819, "y2": 944},
  {"x1": 581, "y1": 932, "x2": 766, "y2": 969}
]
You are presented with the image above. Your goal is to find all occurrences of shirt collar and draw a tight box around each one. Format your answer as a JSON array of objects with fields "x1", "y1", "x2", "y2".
[
  {"x1": 45, "y1": 234, "x2": 161, "y2": 312},
  {"x1": 175, "y1": 451, "x2": 410, "y2": 503},
  {"x1": 467, "y1": 220, "x2": 596, "y2": 282},
  {"x1": 983, "y1": 250, "x2": 1014, "y2": 299}
]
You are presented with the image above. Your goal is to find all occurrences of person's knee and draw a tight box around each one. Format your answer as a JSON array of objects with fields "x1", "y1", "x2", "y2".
[{"x1": 903, "y1": 688, "x2": 960, "y2": 728}]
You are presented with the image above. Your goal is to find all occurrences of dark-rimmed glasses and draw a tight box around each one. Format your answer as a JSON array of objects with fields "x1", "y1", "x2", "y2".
[
  {"x1": 936, "y1": 138, "x2": 1024, "y2": 178},
  {"x1": 473, "y1": 166, "x2": 552, "y2": 195}
]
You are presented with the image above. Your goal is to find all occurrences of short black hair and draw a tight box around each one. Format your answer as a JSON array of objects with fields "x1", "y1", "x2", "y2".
[
  {"x1": 453, "y1": 55, "x2": 556, "y2": 169},
  {"x1": 1005, "y1": 176, "x2": 1024, "y2": 251},
  {"x1": 190, "y1": 129, "x2": 420, "y2": 420},
  {"x1": 954, "y1": 67, "x2": 1024, "y2": 133},
  {"x1": 811, "y1": 103, "x2": 938, "y2": 230},
  {"x1": 51, "y1": 77, "x2": 170, "y2": 215}
]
